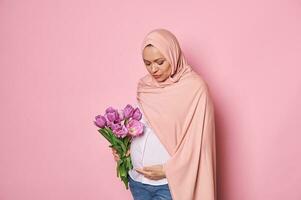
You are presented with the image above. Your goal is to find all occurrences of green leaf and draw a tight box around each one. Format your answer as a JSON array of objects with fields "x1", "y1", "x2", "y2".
[
  {"x1": 113, "y1": 137, "x2": 126, "y2": 152},
  {"x1": 119, "y1": 164, "x2": 126, "y2": 177},
  {"x1": 98, "y1": 129, "x2": 112, "y2": 143},
  {"x1": 124, "y1": 136, "x2": 131, "y2": 149},
  {"x1": 110, "y1": 134, "x2": 119, "y2": 146},
  {"x1": 126, "y1": 157, "x2": 132, "y2": 169}
]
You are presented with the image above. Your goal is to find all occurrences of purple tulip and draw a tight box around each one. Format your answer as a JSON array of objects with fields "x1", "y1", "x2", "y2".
[
  {"x1": 110, "y1": 122, "x2": 121, "y2": 131},
  {"x1": 123, "y1": 104, "x2": 135, "y2": 119},
  {"x1": 126, "y1": 119, "x2": 144, "y2": 137},
  {"x1": 106, "y1": 120, "x2": 112, "y2": 127},
  {"x1": 105, "y1": 106, "x2": 116, "y2": 114},
  {"x1": 132, "y1": 108, "x2": 142, "y2": 121},
  {"x1": 118, "y1": 109, "x2": 125, "y2": 121},
  {"x1": 104, "y1": 107, "x2": 119, "y2": 123},
  {"x1": 94, "y1": 115, "x2": 107, "y2": 128},
  {"x1": 113, "y1": 124, "x2": 129, "y2": 138}
]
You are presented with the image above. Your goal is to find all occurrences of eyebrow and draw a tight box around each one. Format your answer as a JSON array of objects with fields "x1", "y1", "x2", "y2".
[{"x1": 143, "y1": 58, "x2": 165, "y2": 62}]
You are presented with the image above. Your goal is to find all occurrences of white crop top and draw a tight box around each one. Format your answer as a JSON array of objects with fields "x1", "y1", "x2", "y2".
[{"x1": 128, "y1": 102, "x2": 171, "y2": 185}]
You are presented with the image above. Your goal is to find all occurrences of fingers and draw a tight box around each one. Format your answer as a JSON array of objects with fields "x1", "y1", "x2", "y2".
[
  {"x1": 111, "y1": 148, "x2": 131, "y2": 162},
  {"x1": 135, "y1": 168, "x2": 149, "y2": 176},
  {"x1": 126, "y1": 149, "x2": 131, "y2": 156},
  {"x1": 111, "y1": 148, "x2": 120, "y2": 162},
  {"x1": 143, "y1": 167, "x2": 150, "y2": 171},
  {"x1": 135, "y1": 168, "x2": 154, "y2": 179}
]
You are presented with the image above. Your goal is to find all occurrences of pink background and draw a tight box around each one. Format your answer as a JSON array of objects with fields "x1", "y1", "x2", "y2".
[{"x1": 1, "y1": 0, "x2": 300, "y2": 199}]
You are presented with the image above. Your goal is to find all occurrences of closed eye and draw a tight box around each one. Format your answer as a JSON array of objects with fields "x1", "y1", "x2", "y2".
[{"x1": 157, "y1": 60, "x2": 165, "y2": 65}]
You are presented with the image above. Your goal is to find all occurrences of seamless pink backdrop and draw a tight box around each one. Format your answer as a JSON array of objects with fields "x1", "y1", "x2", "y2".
[{"x1": 1, "y1": 0, "x2": 300, "y2": 200}]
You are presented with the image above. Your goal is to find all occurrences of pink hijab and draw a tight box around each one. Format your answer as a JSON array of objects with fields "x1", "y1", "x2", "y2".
[{"x1": 136, "y1": 28, "x2": 217, "y2": 200}]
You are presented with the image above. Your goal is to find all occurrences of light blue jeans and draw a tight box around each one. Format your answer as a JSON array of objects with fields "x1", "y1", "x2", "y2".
[{"x1": 128, "y1": 175, "x2": 173, "y2": 200}]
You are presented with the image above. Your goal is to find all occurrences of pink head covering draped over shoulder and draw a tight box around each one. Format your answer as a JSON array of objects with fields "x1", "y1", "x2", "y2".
[{"x1": 136, "y1": 28, "x2": 217, "y2": 200}]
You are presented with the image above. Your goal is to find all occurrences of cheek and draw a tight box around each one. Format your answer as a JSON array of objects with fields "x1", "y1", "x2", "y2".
[
  {"x1": 162, "y1": 64, "x2": 171, "y2": 75},
  {"x1": 146, "y1": 66, "x2": 153, "y2": 73}
]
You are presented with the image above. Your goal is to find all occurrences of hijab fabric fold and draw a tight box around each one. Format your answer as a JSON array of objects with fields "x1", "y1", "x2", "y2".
[{"x1": 136, "y1": 28, "x2": 217, "y2": 200}]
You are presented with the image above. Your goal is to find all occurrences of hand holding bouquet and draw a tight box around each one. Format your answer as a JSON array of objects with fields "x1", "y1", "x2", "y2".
[{"x1": 94, "y1": 104, "x2": 144, "y2": 189}]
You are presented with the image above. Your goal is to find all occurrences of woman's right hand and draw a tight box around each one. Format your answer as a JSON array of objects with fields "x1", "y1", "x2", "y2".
[{"x1": 111, "y1": 148, "x2": 131, "y2": 162}]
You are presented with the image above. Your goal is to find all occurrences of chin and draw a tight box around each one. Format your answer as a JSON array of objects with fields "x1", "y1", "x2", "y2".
[{"x1": 156, "y1": 76, "x2": 167, "y2": 82}]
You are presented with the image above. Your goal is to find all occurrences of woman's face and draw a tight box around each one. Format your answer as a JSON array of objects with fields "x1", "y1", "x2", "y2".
[{"x1": 142, "y1": 45, "x2": 172, "y2": 82}]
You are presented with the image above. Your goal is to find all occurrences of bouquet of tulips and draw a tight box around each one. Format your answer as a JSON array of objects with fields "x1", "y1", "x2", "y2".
[{"x1": 94, "y1": 104, "x2": 144, "y2": 189}]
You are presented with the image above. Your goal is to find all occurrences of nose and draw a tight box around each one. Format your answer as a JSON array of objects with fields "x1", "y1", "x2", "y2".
[{"x1": 151, "y1": 63, "x2": 158, "y2": 73}]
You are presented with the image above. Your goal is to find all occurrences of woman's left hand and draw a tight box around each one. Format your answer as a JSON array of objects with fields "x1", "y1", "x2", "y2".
[{"x1": 135, "y1": 164, "x2": 166, "y2": 180}]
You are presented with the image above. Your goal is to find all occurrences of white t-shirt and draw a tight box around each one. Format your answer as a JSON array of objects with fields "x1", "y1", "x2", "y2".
[{"x1": 128, "y1": 103, "x2": 171, "y2": 185}]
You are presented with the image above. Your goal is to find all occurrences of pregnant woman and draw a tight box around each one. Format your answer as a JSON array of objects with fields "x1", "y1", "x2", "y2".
[{"x1": 112, "y1": 28, "x2": 217, "y2": 200}]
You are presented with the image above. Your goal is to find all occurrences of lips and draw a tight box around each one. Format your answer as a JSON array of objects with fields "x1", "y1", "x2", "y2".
[{"x1": 153, "y1": 74, "x2": 161, "y2": 77}]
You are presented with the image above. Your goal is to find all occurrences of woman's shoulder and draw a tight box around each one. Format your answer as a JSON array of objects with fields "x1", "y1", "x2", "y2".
[{"x1": 180, "y1": 71, "x2": 209, "y2": 96}]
